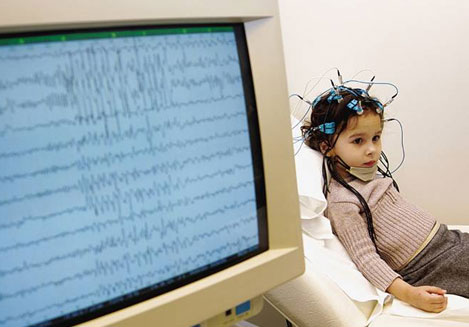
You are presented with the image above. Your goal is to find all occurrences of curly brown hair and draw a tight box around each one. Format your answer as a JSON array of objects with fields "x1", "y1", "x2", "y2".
[{"x1": 300, "y1": 88, "x2": 384, "y2": 154}]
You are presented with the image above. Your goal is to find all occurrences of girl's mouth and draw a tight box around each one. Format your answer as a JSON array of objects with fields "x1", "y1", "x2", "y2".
[{"x1": 363, "y1": 161, "x2": 376, "y2": 167}]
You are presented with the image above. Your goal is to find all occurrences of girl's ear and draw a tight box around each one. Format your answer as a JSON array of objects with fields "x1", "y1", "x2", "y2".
[{"x1": 319, "y1": 142, "x2": 333, "y2": 156}]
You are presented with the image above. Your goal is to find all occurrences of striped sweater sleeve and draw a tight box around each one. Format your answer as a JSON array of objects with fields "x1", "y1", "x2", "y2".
[{"x1": 327, "y1": 201, "x2": 401, "y2": 291}]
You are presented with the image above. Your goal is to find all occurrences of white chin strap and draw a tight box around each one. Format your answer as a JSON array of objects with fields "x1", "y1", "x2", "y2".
[{"x1": 347, "y1": 165, "x2": 378, "y2": 182}]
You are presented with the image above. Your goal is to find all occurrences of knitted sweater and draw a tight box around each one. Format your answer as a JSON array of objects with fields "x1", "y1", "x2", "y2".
[{"x1": 325, "y1": 177, "x2": 436, "y2": 291}]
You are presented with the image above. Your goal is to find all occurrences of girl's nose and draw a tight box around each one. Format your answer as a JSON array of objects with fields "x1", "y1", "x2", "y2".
[{"x1": 366, "y1": 143, "x2": 376, "y2": 155}]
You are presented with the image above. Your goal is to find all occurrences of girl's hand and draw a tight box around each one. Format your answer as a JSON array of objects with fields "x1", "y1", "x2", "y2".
[
  {"x1": 406, "y1": 286, "x2": 448, "y2": 313},
  {"x1": 387, "y1": 278, "x2": 448, "y2": 313}
]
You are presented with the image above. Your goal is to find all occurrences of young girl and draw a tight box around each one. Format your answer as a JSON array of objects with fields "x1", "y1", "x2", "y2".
[{"x1": 301, "y1": 84, "x2": 469, "y2": 313}]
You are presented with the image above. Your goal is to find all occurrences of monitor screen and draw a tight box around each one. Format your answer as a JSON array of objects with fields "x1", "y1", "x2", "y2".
[{"x1": 0, "y1": 24, "x2": 267, "y2": 327}]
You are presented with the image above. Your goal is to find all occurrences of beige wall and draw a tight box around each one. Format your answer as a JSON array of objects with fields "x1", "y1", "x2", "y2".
[{"x1": 279, "y1": 0, "x2": 469, "y2": 225}]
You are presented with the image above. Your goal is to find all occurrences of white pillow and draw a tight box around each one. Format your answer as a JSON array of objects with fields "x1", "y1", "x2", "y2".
[{"x1": 291, "y1": 116, "x2": 331, "y2": 240}]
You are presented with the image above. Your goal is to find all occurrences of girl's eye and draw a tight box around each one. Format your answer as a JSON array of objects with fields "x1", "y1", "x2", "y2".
[
  {"x1": 373, "y1": 135, "x2": 381, "y2": 142},
  {"x1": 353, "y1": 138, "x2": 362, "y2": 144}
]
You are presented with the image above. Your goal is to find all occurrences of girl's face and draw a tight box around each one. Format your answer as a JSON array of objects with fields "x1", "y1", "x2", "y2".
[{"x1": 329, "y1": 112, "x2": 383, "y2": 178}]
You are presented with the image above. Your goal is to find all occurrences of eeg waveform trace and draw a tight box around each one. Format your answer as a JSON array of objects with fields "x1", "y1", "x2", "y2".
[{"x1": 0, "y1": 28, "x2": 261, "y2": 327}]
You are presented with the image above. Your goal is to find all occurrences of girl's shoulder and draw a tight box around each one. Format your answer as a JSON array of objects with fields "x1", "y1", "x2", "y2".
[{"x1": 327, "y1": 177, "x2": 394, "y2": 206}]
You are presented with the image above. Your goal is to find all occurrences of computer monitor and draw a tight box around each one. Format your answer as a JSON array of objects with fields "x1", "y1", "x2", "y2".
[{"x1": 0, "y1": 1, "x2": 304, "y2": 327}]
